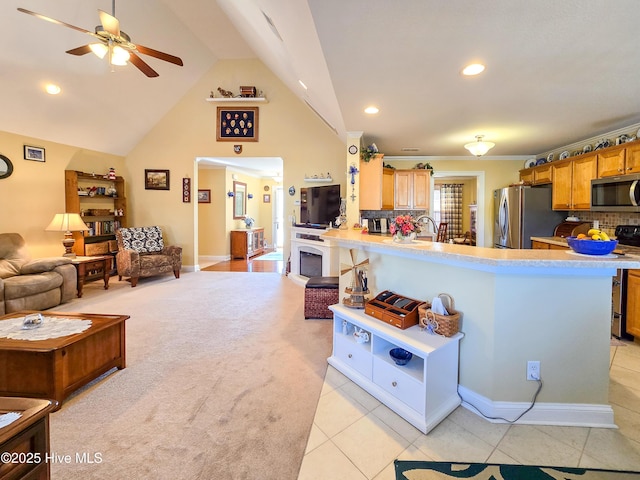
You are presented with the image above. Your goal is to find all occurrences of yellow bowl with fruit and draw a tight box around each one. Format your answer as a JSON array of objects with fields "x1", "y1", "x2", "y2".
[{"x1": 566, "y1": 235, "x2": 618, "y2": 256}]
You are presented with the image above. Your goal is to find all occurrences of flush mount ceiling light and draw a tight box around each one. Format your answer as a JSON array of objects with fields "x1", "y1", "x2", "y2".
[
  {"x1": 45, "y1": 83, "x2": 61, "y2": 95},
  {"x1": 462, "y1": 63, "x2": 485, "y2": 76},
  {"x1": 364, "y1": 106, "x2": 379, "y2": 114},
  {"x1": 464, "y1": 135, "x2": 495, "y2": 156}
]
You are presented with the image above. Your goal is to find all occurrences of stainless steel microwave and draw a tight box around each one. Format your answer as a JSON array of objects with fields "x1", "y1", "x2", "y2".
[{"x1": 591, "y1": 173, "x2": 640, "y2": 212}]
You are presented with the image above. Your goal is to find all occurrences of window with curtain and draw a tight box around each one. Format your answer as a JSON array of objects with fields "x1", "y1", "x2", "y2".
[{"x1": 435, "y1": 184, "x2": 463, "y2": 240}]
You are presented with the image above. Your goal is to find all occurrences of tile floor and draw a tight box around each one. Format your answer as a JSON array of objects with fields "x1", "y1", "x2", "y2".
[{"x1": 298, "y1": 338, "x2": 640, "y2": 479}]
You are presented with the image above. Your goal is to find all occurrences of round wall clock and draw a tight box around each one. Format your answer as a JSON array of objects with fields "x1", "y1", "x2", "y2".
[
  {"x1": 348, "y1": 145, "x2": 358, "y2": 155},
  {"x1": 0, "y1": 154, "x2": 14, "y2": 179},
  {"x1": 289, "y1": 186, "x2": 296, "y2": 196},
  {"x1": 264, "y1": 185, "x2": 270, "y2": 191}
]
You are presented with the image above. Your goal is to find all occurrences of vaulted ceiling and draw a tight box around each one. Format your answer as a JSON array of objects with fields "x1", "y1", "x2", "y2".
[{"x1": 3, "y1": 0, "x2": 640, "y2": 160}]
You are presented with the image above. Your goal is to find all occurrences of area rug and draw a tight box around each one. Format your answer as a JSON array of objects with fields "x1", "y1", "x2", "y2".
[
  {"x1": 254, "y1": 251, "x2": 283, "y2": 261},
  {"x1": 395, "y1": 461, "x2": 640, "y2": 479}
]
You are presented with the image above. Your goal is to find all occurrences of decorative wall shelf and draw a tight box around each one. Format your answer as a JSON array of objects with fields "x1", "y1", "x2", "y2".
[
  {"x1": 206, "y1": 97, "x2": 268, "y2": 104},
  {"x1": 304, "y1": 176, "x2": 333, "y2": 183}
]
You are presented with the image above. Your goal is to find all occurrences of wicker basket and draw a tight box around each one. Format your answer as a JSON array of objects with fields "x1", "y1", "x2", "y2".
[{"x1": 418, "y1": 293, "x2": 460, "y2": 337}]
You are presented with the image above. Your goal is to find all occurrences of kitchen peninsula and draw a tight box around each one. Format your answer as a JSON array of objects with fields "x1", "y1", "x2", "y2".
[{"x1": 322, "y1": 229, "x2": 640, "y2": 427}]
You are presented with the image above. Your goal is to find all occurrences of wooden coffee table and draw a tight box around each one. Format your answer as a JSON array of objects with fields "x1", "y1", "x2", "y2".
[
  {"x1": 0, "y1": 397, "x2": 57, "y2": 479},
  {"x1": 0, "y1": 311, "x2": 128, "y2": 410}
]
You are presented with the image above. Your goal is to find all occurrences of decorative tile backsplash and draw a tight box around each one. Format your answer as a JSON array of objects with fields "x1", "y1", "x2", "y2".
[{"x1": 571, "y1": 211, "x2": 640, "y2": 236}]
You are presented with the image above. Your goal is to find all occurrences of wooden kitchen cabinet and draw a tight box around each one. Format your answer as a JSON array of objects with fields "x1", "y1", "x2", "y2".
[
  {"x1": 519, "y1": 168, "x2": 534, "y2": 184},
  {"x1": 531, "y1": 240, "x2": 568, "y2": 250},
  {"x1": 533, "y1": 164, "x2": 553, "y2": 184},
  {"x1": 230, "y1": 228, "x2": 264, "y2": 260},
  {"x1": 625, "y1": 142, "x2": 640, "y2": 175},
  {"x1": 597, "y1": 145, "x2": 626, "y2": 178},
  {"x1": 551, "y1": 154, "x2": 596, "y2": 210},
  {"x1": 598, "y1": 142, "x2": 640, "y2": 177},
  {"x1": 394, "y1": 170, "x2": 430, "y2": 210},
  {"x1": 359, "y1": 154, "x2": 394, "y2": 210},
  {"x1": 626, "y1": 270, "x2": 640, "y2": 338},
  {"x1": 531, "y1": 240, "x2": 549, "y2": 249}
]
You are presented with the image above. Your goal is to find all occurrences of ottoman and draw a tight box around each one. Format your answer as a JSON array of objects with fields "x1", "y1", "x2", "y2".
[{"x1": 304, "y1": 276, "x2": 339, "y2": 319}]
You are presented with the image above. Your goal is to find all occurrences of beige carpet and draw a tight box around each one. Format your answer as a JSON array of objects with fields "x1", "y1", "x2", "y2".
[{"x1": 50, "y1": 271, "x2": 332, "y2": 479}]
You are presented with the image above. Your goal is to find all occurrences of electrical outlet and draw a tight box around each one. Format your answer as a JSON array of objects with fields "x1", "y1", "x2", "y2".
[{"x1": 527, "y1": 361, "x2": 540, "y2": 381}]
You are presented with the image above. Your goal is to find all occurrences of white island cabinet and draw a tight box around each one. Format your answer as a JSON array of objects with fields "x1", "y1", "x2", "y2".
[
  {"x1": 328, "y1": 304, "x2": 463, "y2": 434},
  {"x1": 321, "y1": 229, "x2": 640, "y2": 428}
]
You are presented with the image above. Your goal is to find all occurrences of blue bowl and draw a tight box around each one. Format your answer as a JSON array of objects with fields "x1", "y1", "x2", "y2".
[
  {"x1": 566, "y1": 236, "x2": 618, "y2": 256},
  {"x1": 389, "y1": 348, "x2": 413, "y2": 366}
]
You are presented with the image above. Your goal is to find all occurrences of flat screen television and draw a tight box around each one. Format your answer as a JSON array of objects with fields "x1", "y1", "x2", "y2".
[{"x1": 299, "y1": 184, "x2": 341, "y2": 228}]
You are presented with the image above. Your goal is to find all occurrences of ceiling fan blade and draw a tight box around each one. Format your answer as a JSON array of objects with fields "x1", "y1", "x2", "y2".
[
  {"x1": 128, "y1": 51, "x2": 159, "y2": 78},
  {"x1": 135, "y1": 44, "x2": 184, "y2": 67},
  {"x1": 66, "y1": 45, "x2": 93, "y2": 56},
  {"x1": 99, "y1": 9, "x2": 120, "y2": 37},
  {"x1": 17, "y1": 7, "x2": 93, "y2": 35}
]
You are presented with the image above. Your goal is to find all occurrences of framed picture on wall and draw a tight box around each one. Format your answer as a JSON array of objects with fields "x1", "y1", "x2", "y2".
[
  {"x1": 263, "y1": 194, "x2": 271, "y2": 203},
  {"x1": 145, "y1": 169, "x2": 170, "y2": 190},
  {"x1": 198, "y1": 189, "x2": 211, "y2": 203},
  {"x1": 216, "y1": 107, "x2": 259, "y2": 142},
  {"x1": 24, "y1": 145, "x2": 45, "y2": 162}
]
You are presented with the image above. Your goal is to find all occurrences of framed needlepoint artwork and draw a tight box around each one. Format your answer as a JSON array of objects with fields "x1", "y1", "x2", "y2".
[{"x1": 216, "y1": 107, "x2": 259, "y2": 142}]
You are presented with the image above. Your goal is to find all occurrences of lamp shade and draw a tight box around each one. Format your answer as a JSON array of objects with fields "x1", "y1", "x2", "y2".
[
  {"x1": 46, "y1": 213, "x2": 89, "y2": 232},
  {"x1": 464, "y1": 135, "x2": 495, "y2": 157}
]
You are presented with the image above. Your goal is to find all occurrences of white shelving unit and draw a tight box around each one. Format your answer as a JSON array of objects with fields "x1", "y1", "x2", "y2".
[
  {"x1": 205, "y1": 97, "x2": 268, "y2": 103},
  {"x1": 328, "y1": 304, "x2": 463, "y2": 434}
]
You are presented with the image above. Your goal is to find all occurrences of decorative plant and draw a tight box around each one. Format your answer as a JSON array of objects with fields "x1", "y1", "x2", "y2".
[
  {"x1": 389, "y1": 215, "x2": 421, "y2": 239},
  {"x1": 243, "y1": 216, "x2": 255, "y2": 228},
  {"x1": 415, "y1": 162, "x2": 435, "y2": 175},
  {"x1": 360, "y1": 143, "x2": 379, "y2": 162}
]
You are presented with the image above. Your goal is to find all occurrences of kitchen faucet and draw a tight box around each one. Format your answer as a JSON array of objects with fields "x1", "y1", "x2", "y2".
[{"x1": 415, "y1": 215, "x2": 438, "y2": 234}]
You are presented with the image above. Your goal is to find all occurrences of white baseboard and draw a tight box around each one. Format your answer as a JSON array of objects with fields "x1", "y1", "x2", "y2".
[{"x1": 458, "y1": 385, "x2": 616, "y2": 428}]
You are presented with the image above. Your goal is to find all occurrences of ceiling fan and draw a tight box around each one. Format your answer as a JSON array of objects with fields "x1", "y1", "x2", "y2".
[{"x1": 17, "y1": 1, "x2": 183, "y2": 78}]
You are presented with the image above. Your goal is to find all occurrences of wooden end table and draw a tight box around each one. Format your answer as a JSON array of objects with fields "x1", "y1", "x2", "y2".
[
  {"x1": 0, "y1": 311, "x2": 128, "y2": 411},
  {"x1": 71, "y1": 255, "x2": 111, "y2": 298},
  {"x1": 0, "y1": 397, "x2": 56, "y2": 480}
]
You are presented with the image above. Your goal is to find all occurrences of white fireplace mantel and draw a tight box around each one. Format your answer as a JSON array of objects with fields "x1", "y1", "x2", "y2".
[{"x1": 289, "y1": 226, "x2": 340, "y2": 285}]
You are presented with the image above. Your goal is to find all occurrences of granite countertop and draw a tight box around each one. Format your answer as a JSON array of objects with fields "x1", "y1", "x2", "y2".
[
  {"x1": 323, "y1": 229, "x2": 640, "y2": 270},
  {"x1": 531, "y1": 236, "x2": 640, "y2": 258}
]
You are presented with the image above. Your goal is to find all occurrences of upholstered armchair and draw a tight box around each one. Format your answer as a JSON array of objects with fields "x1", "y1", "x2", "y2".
[
  {"x1": 0, "y1": 233, "x2": 77, "y2": 314},
  {"x1": 115, "y1": 226, "x2": 182, "y2": 287}
]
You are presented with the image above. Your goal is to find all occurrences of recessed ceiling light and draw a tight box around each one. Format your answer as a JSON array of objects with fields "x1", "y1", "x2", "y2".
[
  {"x1": 45, "y1": 84, "x2": 61, "y2": 95},
  {"x1": 462, "y1": 63, "x2": 485, "y2": 76},
  {"x1": 364, "y1": 106, "x2": 379, "y2": 114}
]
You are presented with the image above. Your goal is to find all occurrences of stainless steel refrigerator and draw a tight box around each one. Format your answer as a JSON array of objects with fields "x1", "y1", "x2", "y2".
[{"x1": 493, "y1": 186, "x2": 564, "y2": 249}]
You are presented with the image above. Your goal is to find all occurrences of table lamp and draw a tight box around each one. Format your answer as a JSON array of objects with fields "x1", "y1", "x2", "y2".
[{"x1": 46, "y1": 213, "x2": 89, "y2": 257}]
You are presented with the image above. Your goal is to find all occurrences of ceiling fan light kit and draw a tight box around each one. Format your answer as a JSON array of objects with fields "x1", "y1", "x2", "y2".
[
  {"x1": 17, "y1": 1, "x2": 183, "y2": 78},
  {"x1": 464, "y1": 135, "x2": 495, "y2": 156}
]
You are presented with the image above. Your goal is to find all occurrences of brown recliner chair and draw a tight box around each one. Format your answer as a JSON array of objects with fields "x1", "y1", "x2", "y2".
[
  {"x1": 115, "y1": 226, "x2": 182, "y2": 287},
  {"x1": 0, "y1": 233, "x2": 77, "y2": 314}
]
